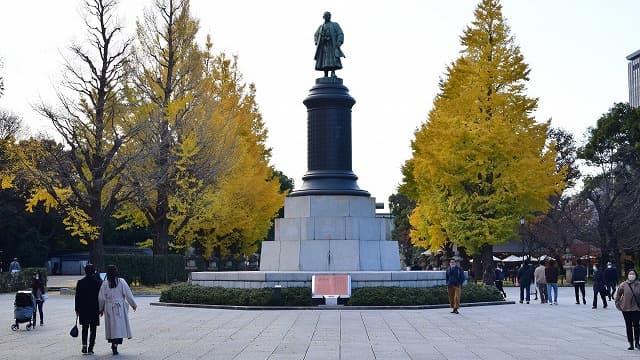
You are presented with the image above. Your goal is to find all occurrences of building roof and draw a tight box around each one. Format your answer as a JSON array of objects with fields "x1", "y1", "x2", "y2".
[{"x1": 627, "y1": 49, "x2": 640, "y2": 60}]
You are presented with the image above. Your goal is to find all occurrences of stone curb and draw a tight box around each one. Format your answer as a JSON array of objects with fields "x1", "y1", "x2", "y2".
[
  {"x1": 54, "y1": 288, "x2": 159, "y2": 297},
  {"x1": 150, "y1": 300, "x2": 515, "y2": 311}
]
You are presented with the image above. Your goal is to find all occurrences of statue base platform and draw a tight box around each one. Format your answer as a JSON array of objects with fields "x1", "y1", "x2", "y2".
[
  {"x1": 259, "y1": 195, "x2": 400, "y2": 271},
  {"x1": 190, "y1": 270, "x2": 447, "y2": 289}
]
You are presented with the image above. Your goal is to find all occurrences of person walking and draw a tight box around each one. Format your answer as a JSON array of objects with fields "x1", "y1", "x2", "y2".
[
  {"x1": 483, "y1": 266, "x2": 496, "y2": 287},
  {"x1": 517, "y1": 261, "x2": 534, "y2": 304},
  {"x1": 30, "y1": 271, "x2": 45, "y2": 326},
  {"x1": 605, "y1": 262, "x2": 619, "y2": 301},
  {"x1": 99, "y1": 265, "x2": 137, "y2": 355},
  {"x1": 494, "y1": 263, "x2": 507, "y2": 298},
  {"x1": 75, "y1": 264, "x2": 102, "y2": 354},
  {"x1": 446, "y1": 258, "x2": 466, "y2": 314},
  {"x1": 534, "y1": 261, "x2": 548, "y2": 304},
  {"x1": 614, "y1": 270, "x2": 640, "y2": 350},
  {"x1": 9, "y1": 258, "x2": 21, "y2": 273},
  {"x1": 545, "y1": 260, "x2": 559, "y2": 305},
  {"x1": 592, "y1": 263, "x2": 608, "y2": 309},
  {"x1": 573, "y1": 259, "x2": 587, "y2": 305}
]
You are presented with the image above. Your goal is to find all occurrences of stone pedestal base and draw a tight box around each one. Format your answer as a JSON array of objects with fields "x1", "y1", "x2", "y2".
[
  {"x1": 260, "y1": 195, "x2": 400, "y2": 271},
  {"x1": 191, "y1": 271, "x2": 446, "y2": 289}
]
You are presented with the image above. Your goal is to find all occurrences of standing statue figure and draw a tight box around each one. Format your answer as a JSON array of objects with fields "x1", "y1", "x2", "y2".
[{"x1": 314, "y1": 11, "x2": 345, "y2": 77}]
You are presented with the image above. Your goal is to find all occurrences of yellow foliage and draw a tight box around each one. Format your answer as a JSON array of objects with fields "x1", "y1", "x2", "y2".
[
  {"x1": 25, "y1": 187, "x2": 71, "y2": 213},
  {"x1": 62, "y1": 207, "x2": 99, "y2": 245},
  {"x1": 1, "y1": 174, "x2": 14, "y2": 189},
  {"x1": 407, "y1": 0, "x2": 565, "y2": 254}
]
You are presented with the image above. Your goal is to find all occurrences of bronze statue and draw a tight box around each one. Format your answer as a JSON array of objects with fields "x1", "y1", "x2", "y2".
[{"x1": 314, "y1": 11, "x2": 344, "y2": 77}]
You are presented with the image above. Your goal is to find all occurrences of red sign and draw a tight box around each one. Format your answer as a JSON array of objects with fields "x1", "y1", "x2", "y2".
[{"x1": 312, "y1": 274, "x2": 351, "y2": 297}]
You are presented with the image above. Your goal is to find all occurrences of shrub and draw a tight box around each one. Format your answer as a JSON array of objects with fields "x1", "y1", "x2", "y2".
[
  {"x1": 347, "y1": 283, "x2": 503, "y2": 306},
  {"x1": 160, "y1": 284, "x2": 313, "y2": 306},
  {"x1": 104, "y1": 254, "x2": 186, "y2": 285},
  {"x1": 0, "y1": 268, "x2": 48, "y2": 293}
]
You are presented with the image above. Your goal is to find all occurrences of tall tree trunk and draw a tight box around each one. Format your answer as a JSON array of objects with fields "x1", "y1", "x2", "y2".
[
  {"x1": 472, "y1": 253, "x2": 482, "y2": 281},
  {"x1": 90, "y1": 231, "x2": 106, "y2": 272}
]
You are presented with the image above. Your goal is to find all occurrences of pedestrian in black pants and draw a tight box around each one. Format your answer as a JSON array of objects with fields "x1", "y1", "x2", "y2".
[
  {"x1": 75, "y1": 264, "x2": 103, "y2": 354},
  {"x1": 604, "y1": 262, "x2": 618, "y2": 301},
  {"x1": 517, "y1": 261, "x2": 533, "y2": 304},
  {"x1": 592, "y1": 264, "x2": 608, "y2": 309},
  {"x1": 573, "y1": 259, "x2": 587, "y2": 305},
  {"x1": 494, "y1": 264, "x2": 506, "y2": 298},
  {"x1": 614, "y1": 270, "x2": 640, "y2": 350},
  {"x1": 30, "y1": 271, "x2": 46, "y2": 325}
]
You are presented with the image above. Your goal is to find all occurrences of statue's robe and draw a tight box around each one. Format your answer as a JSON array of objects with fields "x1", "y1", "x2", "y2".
[{"x1": 314, "y1": 21, "x2": 344, "y2": 71}]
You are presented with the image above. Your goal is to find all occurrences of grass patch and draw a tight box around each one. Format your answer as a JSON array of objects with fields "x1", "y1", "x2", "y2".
[{"x1": 131, "y1": 282, "x2": 187, "y2": 295}]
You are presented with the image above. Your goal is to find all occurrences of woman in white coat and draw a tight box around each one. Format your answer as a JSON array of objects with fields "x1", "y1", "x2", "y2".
[{"x1": 99, "y1": 265, "x2": 137, "y2": 355}]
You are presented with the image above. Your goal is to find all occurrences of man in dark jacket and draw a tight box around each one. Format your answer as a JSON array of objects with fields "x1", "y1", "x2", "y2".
[
  {"x1": 75, "y1": 264, "x2": 103, "y2": 354},
  {"x1": 446, "y1": 258, "x2": 466, "y2": 314},
  {"x1": 592, "y1": 263, "x2": 608, "y2": 309},
  {"x1": 604, "y1": 262, "x2": 618, "y2": 301},
  {"x1": 517, "y1": 261, "x2": 534, "y2": 304},
  {"x1": 494, "y1": 264, "x2": 507, "y2": 298},
  {"x1": 572, "y1": 259, "x2": 587, "y2": 305}
]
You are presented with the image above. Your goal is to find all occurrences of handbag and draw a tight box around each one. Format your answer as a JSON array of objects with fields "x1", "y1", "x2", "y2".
[
  {"x1": 41, "y1": 294, "x2": 48, "y2": 302},
  {"x1": 69, "y1": 316, "x2": 79, "y2": 338}
]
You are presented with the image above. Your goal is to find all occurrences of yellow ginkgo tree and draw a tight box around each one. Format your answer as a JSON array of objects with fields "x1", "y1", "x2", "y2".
[
  {"x1": 118, "y1": 1, "x2": 284, "y2": 261},
  {"x1": 406, "y1": 0, "x2": 565, "y2": 277}
]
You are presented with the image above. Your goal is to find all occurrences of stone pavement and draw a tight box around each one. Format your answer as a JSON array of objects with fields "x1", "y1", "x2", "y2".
[{"x1": 0, "y1": 285, "x2": 636, "y2": 359}]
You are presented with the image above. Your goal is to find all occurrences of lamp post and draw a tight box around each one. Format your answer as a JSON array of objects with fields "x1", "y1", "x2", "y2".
[{"x1": 520, "y1": 218, "x2": 525, "y2": 263}]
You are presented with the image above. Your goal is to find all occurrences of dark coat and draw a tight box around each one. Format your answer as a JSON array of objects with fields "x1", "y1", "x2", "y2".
[
  {"x1": 517, "y1": 265, "x2": 533, "y2": 286},
  {"x1": 604, "y1": 267, "x2": 618, "y2": 284},
  {"x1": 446, "y1": 266, "x2": 466, "y2": 286},
  {"x1": 572, "y1": 265, "x2": 587, "y2": 282},
  {"x1": 545, "y1": 266, "x2": 559, "y2": 283},
  {"x1": 495, "y1": 268, "x2": 504, "y2": 281},
  {"x1": 593, "y1": 269, "x2": 606, "y2": 291},
  {"x1": 75, "y1": 274, "x2": 102, "y2": 326}
]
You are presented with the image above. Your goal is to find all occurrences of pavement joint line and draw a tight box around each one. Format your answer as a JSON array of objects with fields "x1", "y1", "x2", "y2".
[{"x1": 149, "y1": 300, "x2": 516, "y2": 311}]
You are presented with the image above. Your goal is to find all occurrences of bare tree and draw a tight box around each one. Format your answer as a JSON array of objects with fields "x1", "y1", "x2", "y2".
[
  {"x1": 32, "y1": 0, "x2": 140, "y2": 270},
  {"x1": 0, "y1": 111, "x2": 26, "y2": 141}
]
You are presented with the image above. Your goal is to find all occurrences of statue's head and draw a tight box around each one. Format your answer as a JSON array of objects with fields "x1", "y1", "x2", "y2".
[{"x1": 323, "y1": 11, "x2": 331, "y2": 22}]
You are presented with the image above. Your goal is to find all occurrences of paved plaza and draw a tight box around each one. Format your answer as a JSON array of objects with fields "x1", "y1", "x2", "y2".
[{"x1": 0, "y1": 285, "x2": 637, "y2": 359}]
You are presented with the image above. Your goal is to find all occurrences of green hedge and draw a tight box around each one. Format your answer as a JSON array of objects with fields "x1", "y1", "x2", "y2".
[
  {"x1": 104, "y1": 255, "x2": 186, "y2": 285},
  {"x1": 347, "y1": 283, "x2": 504, "y2": 306},
  {"x1": 159, "y1": 284, "x2": 313, "y2": 306},
  {"x1": 159, "y1": 283, "x2": 503, "y2": 307},
  {"x1": 0, "y1": 268, "x2": 48, "y2": 293}
]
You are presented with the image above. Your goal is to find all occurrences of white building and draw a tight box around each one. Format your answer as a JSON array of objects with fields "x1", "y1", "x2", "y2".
[{"x1": 628, "y1": 49, "x2": 640, "y2": 108}]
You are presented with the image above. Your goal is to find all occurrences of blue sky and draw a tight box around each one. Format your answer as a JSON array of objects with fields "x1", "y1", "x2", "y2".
[{"x1": 0, "y1": 0, "x2": 638, "y2": 208}]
